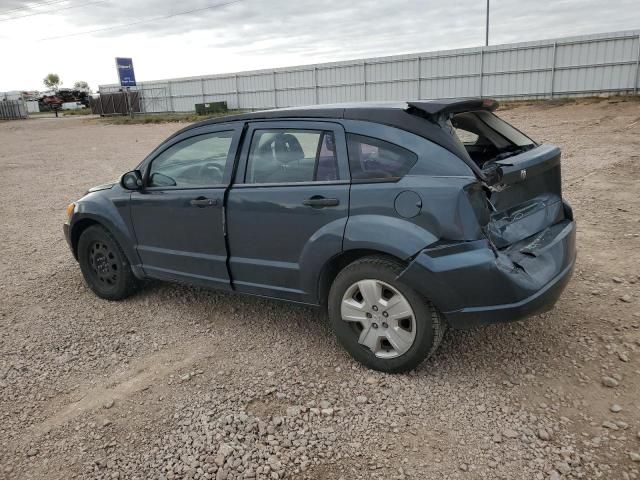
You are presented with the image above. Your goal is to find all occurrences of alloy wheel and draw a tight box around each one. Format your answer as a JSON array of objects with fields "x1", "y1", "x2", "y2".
[{"x1": 340, "y1": 279, "x2": 416, "y2": 359}]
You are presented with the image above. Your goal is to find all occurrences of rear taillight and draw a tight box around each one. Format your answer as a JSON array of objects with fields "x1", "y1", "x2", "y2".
[{"x1": 464, "y1": 183, "x2": 490, "y2": 226}]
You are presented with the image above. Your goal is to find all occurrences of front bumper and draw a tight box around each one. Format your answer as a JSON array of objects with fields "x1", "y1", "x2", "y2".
[
  {"x1": 63, "y1": 222, "x2": 73, "y2": 254},
  {"x1": 398, "y1": 219, "x2": 576, "y2": 329}
]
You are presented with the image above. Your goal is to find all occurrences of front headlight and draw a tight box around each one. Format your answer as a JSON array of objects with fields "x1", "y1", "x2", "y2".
[{"x1": 65, "y1": 202, "x2": 76, "y2": 221}]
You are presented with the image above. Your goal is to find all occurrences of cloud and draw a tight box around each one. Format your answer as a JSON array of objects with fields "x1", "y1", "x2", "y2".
[{"x1": 0, "y1": 0, "x2": 639, "y2": 90}]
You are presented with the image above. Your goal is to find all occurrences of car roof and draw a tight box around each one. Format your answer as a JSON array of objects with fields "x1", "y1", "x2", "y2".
[
  {"x1": 184, "y1": 98, "x2": 498, "y2": 127},
  {"x1": 171, "y1": 98, "x2": 499, "y2": 162}
]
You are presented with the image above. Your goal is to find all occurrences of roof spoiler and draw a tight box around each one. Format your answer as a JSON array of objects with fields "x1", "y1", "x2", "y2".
[{"x1": 406, "y1": 98, "x2": 499, "y2": 117}]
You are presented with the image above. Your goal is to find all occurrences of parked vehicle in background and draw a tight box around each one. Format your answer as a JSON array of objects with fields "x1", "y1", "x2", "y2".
[
  {"x1": 39, "y1": 88, "x2": 90, "y2": 113},
  {"x1": 63, "y1": 99, "x2": 576, "y2": 372}
]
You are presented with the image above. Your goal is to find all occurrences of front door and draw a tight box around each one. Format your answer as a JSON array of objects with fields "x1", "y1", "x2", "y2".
[
  {"x1": 226, "y1": 121, "x2": 350, "y2": 303},
  {"x1": 130, "y1": 125, "x2": 241, "y2": 289}
]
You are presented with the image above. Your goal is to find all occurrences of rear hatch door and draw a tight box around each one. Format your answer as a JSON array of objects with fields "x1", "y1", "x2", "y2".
[
  {"x1": 435, "y1": 106, "x2": 567, "y2": 249},
  {"x1": 485, "y1": 143, "x2": 565, "y2": 248}
]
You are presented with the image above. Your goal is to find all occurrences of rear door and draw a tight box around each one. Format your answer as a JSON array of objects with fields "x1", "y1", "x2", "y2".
[
  {"x1": 130, "y1": 124, "x2": 241, "y2": 288},
  {"x1": 226, "y1": 120, "x2": 350, "y2": 303}
]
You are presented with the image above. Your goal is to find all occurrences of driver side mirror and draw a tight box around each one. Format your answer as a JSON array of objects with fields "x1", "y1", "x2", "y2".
[{"x1": 121, "y1": 170, "x2": 143, "y2": 190}]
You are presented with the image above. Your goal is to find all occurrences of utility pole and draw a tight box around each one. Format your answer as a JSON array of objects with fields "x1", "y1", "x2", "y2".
[{"x1": 485, "y1": 0, "x2": 490, "y2": 46}]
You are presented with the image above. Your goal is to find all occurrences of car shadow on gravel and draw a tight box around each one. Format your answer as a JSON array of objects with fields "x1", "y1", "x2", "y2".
[
  {"x1": 426, "y1": 309, "x2": 573, "y2": 377},
  {"x1": 61, "y1": 275, "x2": 574, "y2": 382},
  {"x1": 137, "y1": 279, "x2": 336, "y2": 337},
  {"x1": 126, "y1": 280, "x2": 575, "y2": 374}
]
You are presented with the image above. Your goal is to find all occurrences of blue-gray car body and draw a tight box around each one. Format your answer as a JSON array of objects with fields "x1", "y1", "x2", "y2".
[{"x1": 64, "y1": 99, "x2": 576, "y2": 329}]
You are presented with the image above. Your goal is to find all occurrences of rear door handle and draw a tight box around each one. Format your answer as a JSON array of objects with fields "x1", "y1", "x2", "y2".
[
  {"x1": 190, "y1": 197, "x2": 218, "y2": 207},
  {"x1": 303, "y1": 196, "x2": 340, "y2": 208}
]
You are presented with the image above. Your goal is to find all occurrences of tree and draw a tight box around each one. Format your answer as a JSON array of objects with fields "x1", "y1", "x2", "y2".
[
  {"x1": 74, "y1": 80, "x2": 90, "y2": 91},
  {"x1": 43, "y1": 73, "x2": 61, "y2": 90}
]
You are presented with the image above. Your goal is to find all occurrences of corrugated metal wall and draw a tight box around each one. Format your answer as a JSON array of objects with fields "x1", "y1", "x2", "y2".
[
  {"x1": 0, "y1": 100, "x2": 28, "y2": 120},
  {"x1": 0, "y1": 91, "x2": 23, "y2": 101},
  {"x1": 25, "y1": 101, "x2": 40, "y2": 113},
  {"x1": 99, "y1": 30, "x2": 640, "y2": 113}
]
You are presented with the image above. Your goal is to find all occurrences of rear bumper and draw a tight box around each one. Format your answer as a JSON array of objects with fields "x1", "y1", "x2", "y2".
[{"x1": 398, "y1": 219, "x2": 576, "y2": 329}]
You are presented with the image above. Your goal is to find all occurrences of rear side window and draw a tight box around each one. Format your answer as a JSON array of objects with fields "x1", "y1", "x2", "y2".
[
  {"x1": 246, "y1": 129, "x2": 338, "y2": 184},
  {"x1": 347, "y1": 134, "x2": 418, "y2": 181}
]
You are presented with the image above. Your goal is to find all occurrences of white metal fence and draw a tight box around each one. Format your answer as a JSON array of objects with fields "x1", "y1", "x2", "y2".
[
  {"x1": 99, "y1": 30, "x2": 640, "y2": 113},
  {"x1": 0, "y1": 91, "x2": 22, "y2": 102},
  {"x1": 25, "y1": 101, "x2": 39, "y2": 113},
  {"x1": 0, "y1": 100, "x2": 27, "y2": 120}
]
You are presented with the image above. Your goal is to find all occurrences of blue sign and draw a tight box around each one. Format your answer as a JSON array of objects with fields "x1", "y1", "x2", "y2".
[{"x1": 115, "y1": 57, "x2": 136, "y2": 87}]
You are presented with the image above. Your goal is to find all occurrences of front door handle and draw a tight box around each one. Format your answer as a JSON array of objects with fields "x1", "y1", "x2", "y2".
[
  {"x1": 190, "y1": 197, "x2": 218, "y2": 207},
  {"x1": 303, "y1": 196, "x2": 340, "y2": 208}
]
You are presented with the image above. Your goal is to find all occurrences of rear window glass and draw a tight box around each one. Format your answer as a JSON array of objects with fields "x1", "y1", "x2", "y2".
[
  {"x1": 451, "y1": 111, "x2": 537, "y2": 167},
  {"x1": 454, "y1": 128, "x2": 479, "y2": 144},
  {"x1": 347, "y1": 134, "x2": 417, "y2": 181},
  {"x1": 477, "y1": 111, "x2": 534, "y2": 147},
  {"x1": 452, "y1": 111, "x2": 534, "y2": 148}
]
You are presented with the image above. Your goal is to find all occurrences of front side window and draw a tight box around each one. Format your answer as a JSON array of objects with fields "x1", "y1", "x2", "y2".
[
  {"x1": 245, "y1": 129, "x2": 338, "y2": 184},
  {"x1": 148, "y1": 131, "x2": 234, "y2": 188},
  {"x1": 347, "y1": 134, "x2": 418, "y2": 181}
]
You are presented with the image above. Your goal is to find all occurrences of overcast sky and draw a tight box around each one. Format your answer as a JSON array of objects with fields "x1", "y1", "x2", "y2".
[{"x1": 1, "y1": 0, "x2": 639, "y2": 92}]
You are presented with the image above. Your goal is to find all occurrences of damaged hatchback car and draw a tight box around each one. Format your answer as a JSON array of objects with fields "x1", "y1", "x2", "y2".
[{"x1": 64, "y1": 99, "x2": 576, "y2": 372}]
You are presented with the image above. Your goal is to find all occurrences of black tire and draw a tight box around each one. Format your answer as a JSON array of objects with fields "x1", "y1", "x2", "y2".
[
  {"x1": 77, "y1": 225, "x2": 139, "y2": 301},
  {"x1": 328, "y1": 255, "x2": 445, "y2": 373}
]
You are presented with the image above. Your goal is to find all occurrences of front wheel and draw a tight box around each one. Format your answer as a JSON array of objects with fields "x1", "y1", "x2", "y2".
[
  {"x1": 328, "y1": 256, "x2": 445, "y2": 373},
  {"x1": 77, "y1": 225, "x2": 139, "y2": 301}
]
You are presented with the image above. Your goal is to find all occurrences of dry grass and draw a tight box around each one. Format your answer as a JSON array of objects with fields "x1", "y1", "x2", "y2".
[
  {"x1": 101, "y1": 110, "x2": 244, "y2": 125},
  {"x1": 62, "y1": 107, "x2": 93, "y2": 116},
  {"x1": 498, "y1": 93, "x2": 640, "y2": 110}
]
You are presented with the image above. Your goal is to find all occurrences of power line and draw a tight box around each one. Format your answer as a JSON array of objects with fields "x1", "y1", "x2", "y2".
[
  {"x1": 0, "y1": 0, "x2": 107, "y2": 22},
  {"x1": 0, "y1": 0, "x2": 72, "y2": 16},
  {"x1": 40, "y1": 0, "x2": 245, "y2": 41}
]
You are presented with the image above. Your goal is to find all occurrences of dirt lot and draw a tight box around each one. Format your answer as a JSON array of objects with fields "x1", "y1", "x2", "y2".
[{"x1": 1, "y1": 98, "x2": 639, "y2": 480}]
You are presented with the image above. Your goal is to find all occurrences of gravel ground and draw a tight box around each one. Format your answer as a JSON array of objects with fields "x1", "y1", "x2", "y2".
[{"x1": 1, "y1": 98, "x2": 639, "y2": 480}]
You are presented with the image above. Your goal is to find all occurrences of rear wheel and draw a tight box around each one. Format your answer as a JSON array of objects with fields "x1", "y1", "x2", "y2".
[
  {"x1": 328, "y1": 256, "x2": 445, "y2": 373},
  {"x1": 77, "y1": 225, "x2": 139, "y2": 300}
]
